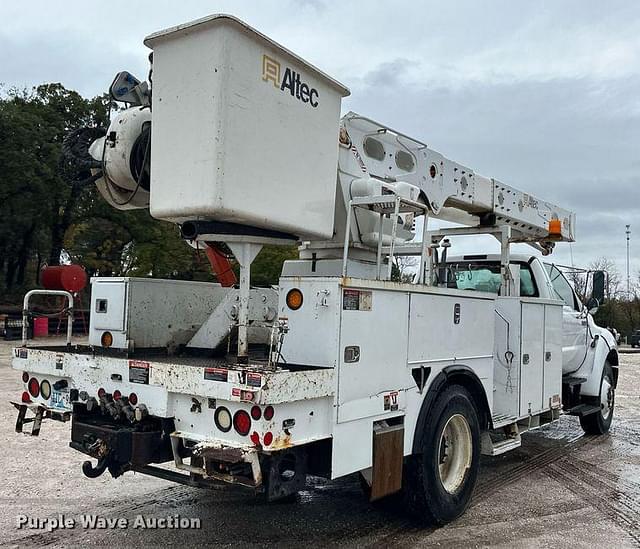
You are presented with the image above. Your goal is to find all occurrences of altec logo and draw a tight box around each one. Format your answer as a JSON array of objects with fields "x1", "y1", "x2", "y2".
[{"x1": 262, "y1": 54, "x2": 319, "y2": 108}]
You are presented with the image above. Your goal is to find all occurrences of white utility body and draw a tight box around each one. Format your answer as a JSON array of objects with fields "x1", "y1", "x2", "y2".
[{"x1": 13, "y1": 14, "x2": 618, "y2": 525}]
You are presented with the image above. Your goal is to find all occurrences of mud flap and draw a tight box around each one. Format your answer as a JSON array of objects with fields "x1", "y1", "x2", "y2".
[{"x1": 370, "y1": 423, "x2": 404, "y2": 501}]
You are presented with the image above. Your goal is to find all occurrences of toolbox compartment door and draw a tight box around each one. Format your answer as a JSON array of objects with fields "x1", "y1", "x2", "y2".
[
  {"x1": 520, "y1": 302, "x2": 545, "y2": 415},
  {"x1": 91, "y1": 280, "x2": 127, "y2": 331}
]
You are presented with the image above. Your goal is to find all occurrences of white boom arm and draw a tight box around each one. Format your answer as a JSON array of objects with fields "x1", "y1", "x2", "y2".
[{"x1": 339, "y1": 113, "x2": 575, "y2": 251}]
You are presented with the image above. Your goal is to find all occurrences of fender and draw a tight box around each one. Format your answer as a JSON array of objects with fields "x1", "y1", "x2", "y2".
[
  {"x1": 411, "y1": 364, "x2": 491, "y2": 455},
  {"x1": 579, "y1": 329, "x2": 619, "y2": 397}
]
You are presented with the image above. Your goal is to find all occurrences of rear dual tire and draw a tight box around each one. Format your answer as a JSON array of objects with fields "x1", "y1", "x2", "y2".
[{"x1": 403, "y1": 385, "x2": 480, "y2": 525}]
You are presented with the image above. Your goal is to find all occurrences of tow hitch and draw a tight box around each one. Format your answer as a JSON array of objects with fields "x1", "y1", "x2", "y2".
[
  {"x1": 69, "y1": 400, "x2": 175, "y2": 479},
  {"x1": 81, "y1": 456, "x2": 109, "y2": 478}
]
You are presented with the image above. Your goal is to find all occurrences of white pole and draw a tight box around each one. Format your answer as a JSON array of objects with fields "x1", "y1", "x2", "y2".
[
  {"x1": 626, "y1": 224, "x2": 631, "y2": 298},
  {"x1": 386, "y1": 197, "x2": 401, "y2": 280},
  {"x1": 226, "y1": 242, "x2": 262, "y2": 362}
]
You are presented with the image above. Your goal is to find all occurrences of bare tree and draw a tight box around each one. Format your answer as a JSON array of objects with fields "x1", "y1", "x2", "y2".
[
  {"x1": 589, "y1": 257, "x2": 621, "y2": 299},
  {"x1": 566, "y1": 269, "x2": 588, "y2": 302}
]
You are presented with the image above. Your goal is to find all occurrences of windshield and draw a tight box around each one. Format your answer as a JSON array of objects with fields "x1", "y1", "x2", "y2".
[{"x1": 447, "y1": 261, "x2": 537, "y2": 296}]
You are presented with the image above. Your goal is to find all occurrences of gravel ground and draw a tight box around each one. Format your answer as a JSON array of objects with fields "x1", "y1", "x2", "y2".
[{"x1": 0, "y1": 338, "x2": 638, "y2": 548}]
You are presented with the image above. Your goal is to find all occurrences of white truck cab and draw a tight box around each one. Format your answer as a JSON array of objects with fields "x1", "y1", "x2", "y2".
[{"x1": 446, "y1": 253, "x2": 616, "y2": 388}]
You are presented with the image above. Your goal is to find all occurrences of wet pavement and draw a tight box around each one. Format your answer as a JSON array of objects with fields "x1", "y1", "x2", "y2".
[{"x1": 0, "y1": 338, "x2": 638, "y2": 548}]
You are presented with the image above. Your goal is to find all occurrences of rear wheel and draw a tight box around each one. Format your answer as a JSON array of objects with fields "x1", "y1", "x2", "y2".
[
  {"x1": 580, "y1": 362, "x2": 614, "y2": 435},
  {"x1": 404, "y1": 385, "x2": 480, "y2": 525}
]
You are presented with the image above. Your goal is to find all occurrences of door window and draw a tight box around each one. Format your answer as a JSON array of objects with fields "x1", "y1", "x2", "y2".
[
  {"x1": 449, "y1": 261, "x2": 538, "y2": 297},
  {"x1": 545, "y1": 264, "x2": 579, "y2": 310}
]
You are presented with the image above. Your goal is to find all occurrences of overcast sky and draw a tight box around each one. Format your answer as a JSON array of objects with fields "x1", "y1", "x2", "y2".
[{"x1": 1, "y1": 1, "x2": 638, "y2": 282}]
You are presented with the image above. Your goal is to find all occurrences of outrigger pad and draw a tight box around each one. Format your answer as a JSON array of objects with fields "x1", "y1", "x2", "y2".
[{"x1": 12, "y1": 403, "x2": 70, "y2": 436}]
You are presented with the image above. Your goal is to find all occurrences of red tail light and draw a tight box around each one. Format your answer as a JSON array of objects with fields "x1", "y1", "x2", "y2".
[
  {"x1": 129, "y1": 392, "x2": 138, "y2": 405},
  {"x1": 21, "y1": 391, "x2": 31, "y2": 403},
  {"x1": 113, "y1": 390, "x2": 122, "y2": 401},
  {"x1": 97, "y1": 388, "x2": 106, "y2": 398},
  {"x1": 250, "y1": 431, "x2": 260, "y2": 445},
  {"x1": 233, "y1": 410, "x2": 251, "y2": 436},
  {"x1": 264, "y1": 405, "x2": 274, "y2": 421},
  {"x1": 263, "y1": 432, "x2": 273, "y2": 446},
  {"x1": 250, "y1": 405, "x2": 262, "y2": 420},
  {"x1": 28, "y1": 378, "x2": 39, "y2": 398},
  {"x1": 22, "y1": 372, "x2": 29, "y2": 383}
]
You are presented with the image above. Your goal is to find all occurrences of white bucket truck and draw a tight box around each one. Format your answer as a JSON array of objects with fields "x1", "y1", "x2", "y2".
[{"x1": 13, "y1": 15, "x2": 618, "y2": 524}]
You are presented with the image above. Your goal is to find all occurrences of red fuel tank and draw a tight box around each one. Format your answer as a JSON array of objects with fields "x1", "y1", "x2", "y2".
[{"x1": 41, "y1": 265, "x2": 88, "y2": 293}]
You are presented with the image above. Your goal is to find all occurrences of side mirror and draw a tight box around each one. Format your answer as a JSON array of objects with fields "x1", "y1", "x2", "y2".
[
  {"x1": 586, "y1": 296, "x2": 600, "y2": 315},
  {"x1": 592, "y1": 270, "x2": 606, "y2": 304}
]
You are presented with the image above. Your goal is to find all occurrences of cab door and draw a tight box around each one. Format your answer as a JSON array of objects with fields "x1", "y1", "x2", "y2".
[{"x1": 545, "y1": 265, "x2": 588, "y2": 373}]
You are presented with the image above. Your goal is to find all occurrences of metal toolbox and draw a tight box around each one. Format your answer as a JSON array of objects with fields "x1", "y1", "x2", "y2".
[{"x1": 88, "y1": 277, "x2": 229, "y2": 351}]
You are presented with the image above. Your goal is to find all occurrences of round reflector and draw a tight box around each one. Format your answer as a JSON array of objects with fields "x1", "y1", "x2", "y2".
[
  {"x1": 21, "y1": 391, "x2": 31, "y2": 403},
  {"x1": 129, "y1": 392, "x2": 138, "y2": 405},
  {"x1": 97, "y1": 387, "x2": 106, "y2": 398},
  {"x1": 250, "y1": 431, "x2": 260, "y2": 445},
  {"x1": 233, "y1": 410, "x2": 251, "y2": 436},
  {"x1": 263, "y1": 432, "x2": 274, "y2": 446},
  {"x1": 214, "y1": 407, "x2": 232, "y2": 433},
  {"x1": 28, "y1": 378, "x2": 39, "y2": 398},
  {"x1": 286, "y1": 289, "x2": 303, "y2": 310},
  {"x1": 113, "y1": 389, "x2": 122, "y2": 401},
  {"x1": 101, "y1": 331, "x2": 113, "y2": 348},
  {"x1": 264, "y1": 405, "x2": 275, "y2": 421},
  {"x1": 251, "y1": 405, "x2": 262, "y2": 420},
  {"x1": 22, "y1": 371, "x2": 29, "y2": 383},
  {"x1": 40, "y1": 379, "x2": 51, "y2": 400}
]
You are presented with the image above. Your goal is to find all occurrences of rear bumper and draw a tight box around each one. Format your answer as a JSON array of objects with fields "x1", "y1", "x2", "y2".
[{"x1": 172, "y1": 432, "x2": 263, "y2": 488}]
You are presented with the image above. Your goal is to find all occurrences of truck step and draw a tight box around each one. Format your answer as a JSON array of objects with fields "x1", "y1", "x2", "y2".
[
  {"x1": 488, "y1": 437, "x2": 521, "y2": 456},
  {"x1": 566, "y1": 403, "x2": 601, "y2": 417},
  {"x1": 480, "y1": 431, "x2": 522, "y2": 456},
  {"x1": 562, "y1": 376, "x2": 587, "y2": 387}
]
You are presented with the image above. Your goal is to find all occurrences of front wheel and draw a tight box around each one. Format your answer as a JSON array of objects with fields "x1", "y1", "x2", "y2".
[
  {"x1": 580, "y1": 362, "x2": 615, "y2": 435},
  {"x1": 403, "y1": 385, "x2": 480, "y2": 525}
]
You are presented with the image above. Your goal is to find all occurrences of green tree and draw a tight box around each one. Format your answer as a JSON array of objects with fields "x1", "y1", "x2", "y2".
[
  {"x1": 0, "y1": 84, "x2": 109, "y2": 294},
  {"x1": 249, "y1": 245, "x2": 298, "y2": 286}
]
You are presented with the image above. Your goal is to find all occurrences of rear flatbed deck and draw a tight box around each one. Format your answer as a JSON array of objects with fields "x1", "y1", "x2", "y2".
[{"x1": 12, "y1": 345, "x2": 336, "y2": 406}]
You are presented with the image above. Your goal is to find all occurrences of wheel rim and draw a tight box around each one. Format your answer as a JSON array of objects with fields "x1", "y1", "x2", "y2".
[
  {"x1": 437, "y1": 413, "x2": 473, "y2": 494},
  {"x1": 600, "y1": 376, "x2": 614, "y2": 419}
]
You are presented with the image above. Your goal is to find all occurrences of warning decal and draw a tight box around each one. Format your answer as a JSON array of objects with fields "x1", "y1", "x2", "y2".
[
  {"x1": 204, "y1": 368, "x2": 228, "y2": 382},
  {"x1": 246, "y1": 372, "x2": 262, "y2": 387},
  {"x1": 129, "y1": 360, "x2": 150, "y2": 384},
  {"x1": 342, "y1": 289, "x2": 372, "y2": 311}
]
